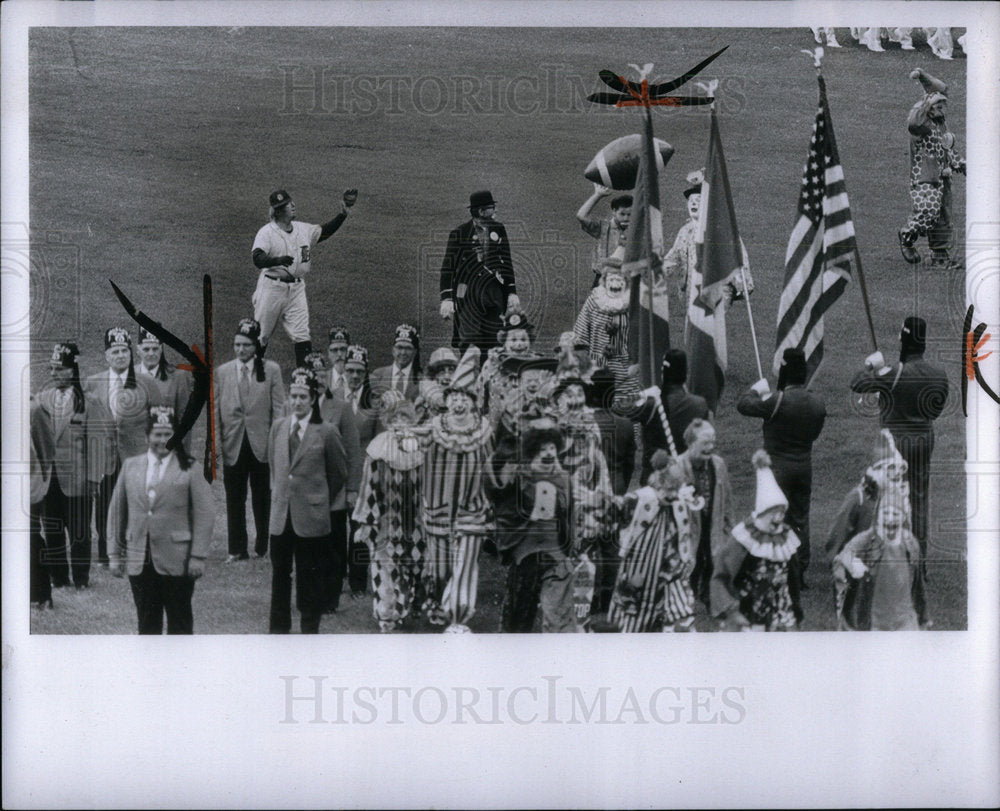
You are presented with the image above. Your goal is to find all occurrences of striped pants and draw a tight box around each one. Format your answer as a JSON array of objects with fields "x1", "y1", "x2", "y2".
[{"x1": 422, "y1": 531, "x2": 483, "y2": 627}]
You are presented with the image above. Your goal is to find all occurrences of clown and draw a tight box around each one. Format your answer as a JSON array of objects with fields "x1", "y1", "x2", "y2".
[
  {"x1": 419, "y1": 347, "x2": 493, "y2": 633},
  {"x1": 833, "y1": 485, "x2": 921, "y2": 631},
  {"x1": 608, "y1": 450, "x2": 703, "y2": 632},
  {"x1": 353, "y1": 394, "x2": 425, "y2": 633},
  {"x1": 711, "y1": 450, "x2": 800, "y2": 632},
  {"x1": 487, "y1": 418, "x2": 577, "y2": 633},
  {"x1": 414, "y1": 346, "x2": 459, "y2": 424},
  {"x1": 477, "y1": 311, "x2": 536, "y2": 427},
  {"x1": 573, "y1": 259, "x2": 632, "y2": 388}
]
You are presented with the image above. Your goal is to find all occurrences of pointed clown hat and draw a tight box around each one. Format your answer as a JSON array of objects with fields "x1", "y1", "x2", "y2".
[
  {"x1": 751, "y1": 450, "x2": 788, "y2": 517},
  {"x1": 444, "y1": 345, "x2": 482, "y2": 401}
]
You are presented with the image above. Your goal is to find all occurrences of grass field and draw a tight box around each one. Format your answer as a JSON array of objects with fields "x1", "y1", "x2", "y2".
[{"x1": 27, "y1": 26, "x2": 967, "y2": 633}]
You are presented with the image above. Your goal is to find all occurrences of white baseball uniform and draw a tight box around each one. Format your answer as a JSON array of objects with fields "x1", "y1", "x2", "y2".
[{"x1": 251, "y1": 220, "x2": 323, "y2": 344}]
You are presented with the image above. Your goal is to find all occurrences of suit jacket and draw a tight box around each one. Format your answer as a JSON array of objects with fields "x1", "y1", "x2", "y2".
[
  {"x1": 215, "y1": 358, "x2": 285, "y2": 465},
  {"x1": 34, "y1": 387, "x2": 100, "y2": 495},
  {"x1": 736, "y1": 384, "x2": 826, "y2": 469},
  {"x1": 140, "y1": 365, "x2": 193, "y2": 435},
  {"x1": 318, "y1": 389, "x2": 362, "y2": 505},
  {"x1": 592, "y1": 407, "x2": 636, "y2": 496},
  {"x1": 342, "y1": 385, "x2": 379, "y2": 451},
  {"x1": 84, "y1": 370, "x2": 164, "y2": 475},
  {"x1": 268, "y1": 417, "x2": 348, "y2": 537},
  {"x1": 850, "y1": 355, "x2": 948, "y2": 435},
  {"x1": 107, "y1": 452, "x2": 214, "y2": 577},
  {"x1": 439, "y1": 219, "x2": 516, "y2": 346},
  {"x1": 29, "y1": 398, "x2": 54, "y2": 504},
  {"x1": 368, "y1": 364, "x2": 421, "y2": 404}
]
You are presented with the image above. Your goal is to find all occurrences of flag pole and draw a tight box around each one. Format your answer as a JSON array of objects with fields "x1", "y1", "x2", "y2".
[
  {"x1": 739, "y1": 263, "x2": 764, "y2": 380},
  {"x1": 644, "y1": 106, "x2": 659, "y2": 391},
  {"x1": 852, "y1": 245, "x2": 879, "y2": 353}
]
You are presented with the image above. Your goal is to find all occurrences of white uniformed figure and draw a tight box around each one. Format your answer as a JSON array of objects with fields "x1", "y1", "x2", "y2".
[{"x1": 251, "y1": 187, "x2": 358, "y2": 368}]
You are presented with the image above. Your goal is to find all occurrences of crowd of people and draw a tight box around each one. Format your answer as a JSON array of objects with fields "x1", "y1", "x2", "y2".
[
  {"x1": 810, "y1": 26, "x2": 967, "y2": 60},
  {"x1": 28, "y1": 65, "x2": 957, "y2": 635}
]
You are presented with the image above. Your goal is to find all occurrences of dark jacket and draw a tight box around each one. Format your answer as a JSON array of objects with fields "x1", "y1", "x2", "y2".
[
  {"x1": 849, "y1": 356, "x2": 948, "y2": 435},
  {"x1": 736, "y1": 384, "x2": 826, "y2": 468},
  {"x1": 592, "y1": 407, "x2": 636, "y2": 496}
]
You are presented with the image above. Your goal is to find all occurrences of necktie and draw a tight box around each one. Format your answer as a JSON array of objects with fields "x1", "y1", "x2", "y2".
[
  {"x1": 395, "y1": 370, "x2": 405, "y2": 395},
  {"x1": 239, "y1": 364, "x2": 250, "y2": 405},
  {"x1": 109, "y1": 375, "x2": 121, "y2": 419},
  {"x1": 148, "y1": 458, "x2": 162, "y2": 501},
  {"x1": 351, "y1": 391, "x2": 359, "y2": 414},
  {"x1": 289, "y1": 421, "x2": 301, "y2": 459}
]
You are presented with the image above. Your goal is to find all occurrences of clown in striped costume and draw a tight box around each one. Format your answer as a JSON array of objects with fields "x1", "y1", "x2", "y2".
[
  {"x1": 608, "y1": 451, "x2": 701, "y2": 632},
  {"x1": 352, "y1": 395, "x2": 425, "y2": 633},
  {"x1": 419, "y1": 347, "x2": 493, "y2": 633},
  {"x1": 573, "y1": 261, "x2": 632, "y2": 389}
]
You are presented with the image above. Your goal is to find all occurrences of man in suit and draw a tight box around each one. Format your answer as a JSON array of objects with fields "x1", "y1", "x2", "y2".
[
  {"x1": 850, "y1": 316, "x2": 949, "y2": 628},
  {"x1": 268, "y1": 367, "x2": 348, "y2": 633},
  {"x1": 215, "y1": 318, "x2": 285, "y2": 562},
  {"x1": 369, "y1": 323, "x2": 422, "y2": 406},
  {"x1": 107, "y1": 406, "x2": 213, "y2": 634},
  {"x1": 85, "y1": 326, "x2": 163, "y2": 567},
  {"x1": 305, "y1": 350, "x2": 363, "y2": 610},
  {"x1": 342, "y1": 344, "x2": 378, "y2": 595},
  {"x1": 135, "y1": 326, "x2": 193, "y2": 450},
  {"x1": 29, "y1": 395, "x2": 55, "y2": 609},
  {"x1": 632, "y1": 348, "x2": 710, "y2": 483},
  {"x1": 738, "y1": 347, "x2": 827, "y2": 621},
  {"x1": 325, "y1": 326, "x2": 351, "y2": 399},
  {"x1": 439, "y1": 190, "x2": 520, "y2": 356},
  {"x1": 35, "y1": 342, "x2": 100, "y2": 589}
]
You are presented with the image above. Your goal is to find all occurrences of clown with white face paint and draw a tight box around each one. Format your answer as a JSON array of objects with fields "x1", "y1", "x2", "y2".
[
  {"x1": 711, "y1": 450, "x2": 801, "y2": 632},
  {"x1": 476, "y1": 311, "x2": 537, "y2": 428},
  {"x1": 833, "y1": 485, "x2": 922, "y2": 631},
  {"x1": 418, "y1": 347, "x2": 493, "y2": 633},
  {"x1": 573, "y1": 258, "x2": 633, "y2": 390}
]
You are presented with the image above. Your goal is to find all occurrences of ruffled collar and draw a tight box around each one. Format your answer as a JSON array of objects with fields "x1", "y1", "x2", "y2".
[
  {"x1": 589, "y1": 285, "x2": 630, "y2": 314},
  {"x1": 430, "y1": 414, "x2": 491, "y2": 452},
  {"x1": 731, "y1": 519, "x2": 800, "y2": 562},
  {"x1": 367, "y1": 429, "x2": 424, "y2": 471}
]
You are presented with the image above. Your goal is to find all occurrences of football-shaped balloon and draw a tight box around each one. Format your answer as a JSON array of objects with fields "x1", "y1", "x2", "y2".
[{"x1": 584, "y1": 134, "x2": 675, "y2": 190}]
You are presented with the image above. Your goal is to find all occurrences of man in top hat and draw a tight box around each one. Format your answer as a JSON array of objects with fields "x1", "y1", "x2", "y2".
[
  {"x1": 325, "y1": 326, "x2": 352, "y2": 399},
  {"x1": 267, "y1": 367, "x2": 348, "y2": 633},
  {"x1": 304, "y1": 350, "x2": 363, "y2": 610},
  {"x1": 737, "y1": 347, "x2": 827, "y2": 617},
  {"x1": 215, "y1": 318, "x2": 285, "y2": 562},
  {"x1": 251, "y1": 187, "x2": 359, "y2": 368},
  {"x1": 369, "y1": 324, "x2": 422, "y2": 406},
  {"x1": 663, "y1": 169, "x2": 752, "y2": 337},
  {"x1": 85, "y1": 326, "x2": 164, "y2": 567},
  {"x1": 439, "y1": 190, "x2": 520, "y2": 356},
  {"x1": 107, "y1": 406, "x2": 213, "y2": 634},
  {"x1": 850, "y1": 316, "x2": 948, "y2": 627},
  {"x1": 897, "y1": 68, "x2": 966, "y2": 269},
  {"x1": 575, "y1": 183, "x2": 633, "y2": 289},
  {"x1": 135, "y1": 326, "x2": 193, "y2": 451},
  {"x1": 34, "y1": 342, "x2": 100, "y2": 589}
]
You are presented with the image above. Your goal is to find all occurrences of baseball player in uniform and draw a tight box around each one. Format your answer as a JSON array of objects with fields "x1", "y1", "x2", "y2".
[{"x1": 251, "y1": 187, "x2": 358, "y2": 368}]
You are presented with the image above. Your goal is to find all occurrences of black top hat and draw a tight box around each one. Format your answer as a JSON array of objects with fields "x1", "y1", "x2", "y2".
[
  {"x1": 469, "y1": 190, "x2": 496, "y2": 211},
  {"x1": 900, "y1": 316, "x2": 927, "y2": 352},
  {"x1": 269, "y1": 189, "x2": 293, "y2": 208}
]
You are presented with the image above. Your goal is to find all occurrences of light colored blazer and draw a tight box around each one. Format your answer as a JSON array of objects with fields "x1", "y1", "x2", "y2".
[
  {"x1": 319, "y1": 390, "x2": 362, "y2": 505},
  {"x1": 368, "y1": 364, "x2": 421, "y2": 404},
  {"x1": 107, "y1": 452, "x2": 214, "y2": 576},
  {"x1": 34, "y1": 388, "x2": 100, "y2": 496},
  {"x1": 84, "y1": 371, "x2": 164, "y2": 475},
  {"x1": 268, "y1": 417, "x2": 347, "y2": 538},
  {"x1": 215, "y1": 358, "x2": 285, "y2": 465},
  {"x1": 677, "y1": 451, "x2": 735, "y2": 559}
]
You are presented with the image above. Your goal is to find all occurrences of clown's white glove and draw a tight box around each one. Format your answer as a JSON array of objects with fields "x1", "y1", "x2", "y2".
[
  {"x1": 864, "y1": 351, "x2": 885, "y2": 371},
  {"x1": 506, "y1": 294, "x2": 521, "y2": 312},
  {"x1": 751, "y1": 378, "x2": 771, "y2": 397},
  {"x1": 440, "y1": 300, "x2": 455, "y2": 320}
]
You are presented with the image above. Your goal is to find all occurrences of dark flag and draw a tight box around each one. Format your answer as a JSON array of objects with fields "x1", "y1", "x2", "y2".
[
  {"x1": 686, "y1": 107, "x2": 745, "y2": 413},
  {"x1": 624, "y1": 110, "x2": 672, "y2": 388},
  {"x1": 773, "y1": 73, "x2": 857, "y2": 380}
]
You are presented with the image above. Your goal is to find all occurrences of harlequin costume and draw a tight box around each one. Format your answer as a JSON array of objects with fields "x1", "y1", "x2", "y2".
[{"x1": 352, "y1": 397, "x2": 425, "y2": 632}]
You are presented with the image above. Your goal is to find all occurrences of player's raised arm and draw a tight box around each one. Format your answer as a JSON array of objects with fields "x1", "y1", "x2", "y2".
[{"x1": 318, "y1": 188, "x2": 358, "y2": 242}]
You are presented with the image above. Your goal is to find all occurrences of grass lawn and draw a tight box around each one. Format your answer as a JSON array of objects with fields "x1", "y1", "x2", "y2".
[{"x1": 27, "y1": 26, "x2": 967, "y2": 633}]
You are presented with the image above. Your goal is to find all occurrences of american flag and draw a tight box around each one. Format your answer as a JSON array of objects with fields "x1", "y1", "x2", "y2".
[{"x1": 773, "y1": 74, "x2": 857, "y2": 379}]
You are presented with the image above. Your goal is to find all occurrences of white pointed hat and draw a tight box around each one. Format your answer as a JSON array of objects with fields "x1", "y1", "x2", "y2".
[
  {"x1": 444, "y1": 345, "x2": 482, "y2": 400},
  {"x1": 752, "y1": 450, "x2": 788, "y2": 516}
]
